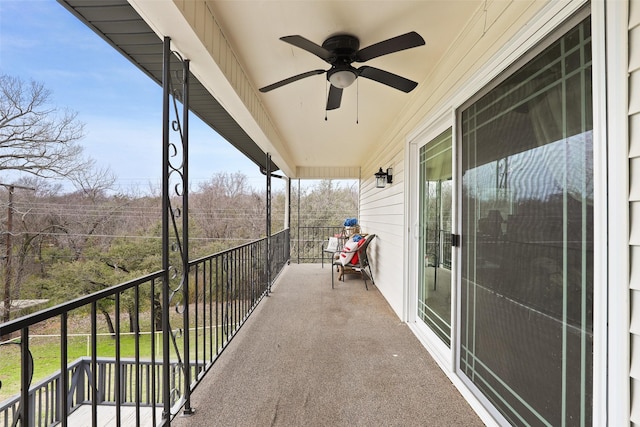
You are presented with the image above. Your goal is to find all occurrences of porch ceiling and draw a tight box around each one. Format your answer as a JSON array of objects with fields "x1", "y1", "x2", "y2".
[
  {"x1": 206, "y1": 1, "x2": 482, "y2": 175},
  {"x1": 57, "y1": 0, "x2": 483, "y2": 178}
]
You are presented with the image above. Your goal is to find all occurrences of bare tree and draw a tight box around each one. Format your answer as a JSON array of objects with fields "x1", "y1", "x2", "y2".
[
  {"x1": 68, "y1": 161, "x2": 116, "y2": 200},
  {"x1": 0, "y1": 74, "x2": 89, "y2": 178},
  {"x1": 192, "y1": 172, "x2": 266, "y2": 247},
  {"x1": 2, "y1": 168, "x2": 122, "y2": 323}
]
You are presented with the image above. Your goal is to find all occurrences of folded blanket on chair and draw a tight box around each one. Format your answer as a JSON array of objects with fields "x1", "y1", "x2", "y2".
[{"x1": 339, "y1": 237, "x2": 365, "y2": 265}]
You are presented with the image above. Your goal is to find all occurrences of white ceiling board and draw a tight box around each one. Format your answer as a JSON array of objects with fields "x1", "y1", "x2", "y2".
[{"x1": 207, "y1": 0, "x2": 483, "y2": 171}]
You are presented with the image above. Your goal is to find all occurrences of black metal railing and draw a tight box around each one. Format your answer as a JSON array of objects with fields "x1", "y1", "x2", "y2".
[
  {"x1": 425, "y1": 229, "x2": 453, "y2": 270},
  {"x1": 441, "y1": 230, "x2": 452, "y2": 269},
  {"x1": 0, "y1": 230, "x2": 289, "y2": 427},
  {"x1": 0, "y1": 271, "x2": 166, "y2": 427},
  {"x1": 270, "y1": 228, "x2": 290, "y2": 278},
  {"x1": 294, "y1": 226, "x2": 344, "y2": 264}
]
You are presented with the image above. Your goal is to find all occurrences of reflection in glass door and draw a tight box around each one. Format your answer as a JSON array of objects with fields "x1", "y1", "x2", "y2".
[
  {"x1": 418, "y1": 129, "x2": 452, "y2": 346},
  {"x1": 459, "y1": 16, "x2": 592, "y2": 425}
]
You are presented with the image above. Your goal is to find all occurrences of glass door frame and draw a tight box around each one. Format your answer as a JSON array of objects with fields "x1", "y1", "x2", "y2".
[
  {"x1": 451, "y1": 6, "x2": 608, "y2": 425},
  {"x1": 406, "y1": 110, "x2": 457, "y2": 372},
  {"x1": 404, "y1": 1, "x2": 611, "y2": 424}
]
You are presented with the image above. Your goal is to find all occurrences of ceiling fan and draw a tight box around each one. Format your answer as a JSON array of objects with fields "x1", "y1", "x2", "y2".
[{"x1": 259, "y1": 31, "x2": 425, "y2": 110}]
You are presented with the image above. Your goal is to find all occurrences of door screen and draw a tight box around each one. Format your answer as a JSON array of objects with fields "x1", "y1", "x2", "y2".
[{"x1": 460, "y1": 16, "x2": 593, "y2": 426}]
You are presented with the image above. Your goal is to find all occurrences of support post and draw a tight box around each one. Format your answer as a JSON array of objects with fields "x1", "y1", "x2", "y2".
[
  {"x1": 286, "y1": 178, "x2": 291, "y2": 263},
  {"x1": 3, "y1": 186, "x2": 13, "y2": 328},
  {"x1": 181, "y1": 58, "x2": 194, "y2": 416},
  {"x1": 266, "y1": 153, "x2": 272, "y2": 294},
  {"x1": 297, "y1": 179, "x2": 301, "y2": 264},
  {"x1": 161, "y1": 38, "x2": 191, "y2": 422},
  {"x1": 284, "y1": 177, "x2": 290, "y2": 230},
  {"x1": 161, "y1": 35, "x2": 171, "y2": 423}
]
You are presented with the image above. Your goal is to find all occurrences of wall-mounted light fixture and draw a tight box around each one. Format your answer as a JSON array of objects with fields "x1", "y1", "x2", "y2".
[{"x1": 375, "y1": 167, "x2": 393, "y2": 188}]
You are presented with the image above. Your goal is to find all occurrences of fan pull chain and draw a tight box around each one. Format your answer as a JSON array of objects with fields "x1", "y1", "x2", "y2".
[
  {"x1": 356, "y1": 78, "x2": 359, "y2": 124},
  {"x1": 325, "y1": 81, "x2": 328, "y2": 121}
]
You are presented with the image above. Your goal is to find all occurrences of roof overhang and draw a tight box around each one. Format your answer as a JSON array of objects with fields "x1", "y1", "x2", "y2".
[{"x1": 57, "y1": 0, "x2": 280, "y2": 174}]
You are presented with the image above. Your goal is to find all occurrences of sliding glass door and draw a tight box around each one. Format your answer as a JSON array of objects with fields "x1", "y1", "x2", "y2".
[
  {"x1": 459, "y1": 15, "x2": 593, "y2": 425},
  {"x1": 418, "y1": 129, "x2": 452, "y2": 346}
]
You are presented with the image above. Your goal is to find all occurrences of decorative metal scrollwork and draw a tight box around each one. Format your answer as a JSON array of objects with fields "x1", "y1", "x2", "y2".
[
  {"x1": 166, "y1": 50, "x2": 186, "y2": 306},
  {"x1": 163, "y1": 46, "x2": 190, "y2": 413}
]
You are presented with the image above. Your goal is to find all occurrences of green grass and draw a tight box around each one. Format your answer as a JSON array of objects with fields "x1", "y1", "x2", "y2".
[{"x1": 0, "y1": 327, "x2": 225, "y2": 403}]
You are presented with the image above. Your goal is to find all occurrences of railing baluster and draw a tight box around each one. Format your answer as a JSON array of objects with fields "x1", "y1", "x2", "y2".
[
  {"x1": 114, "y1": 293, "x2": 121, "y2": 427},
  {"x1": 19, "y1": 329, "x2": 29, "y2": 427},
  {"x1": 215, "y1": 255, "x2": 220, "y2": 355},
  {"x1": 226, "y1": 253, "x2": 230, "y2": 342},
  {"x1": 39, "y1": 381, "x2": 44, "y2": 427},
  {"x1": 134, "y1": 283, "x2": 140, "y2": 426},
  {"x1": 49, "y1": 381, "x2": 54, "y2": 426},
  {"x1": 244, "y1": 245, "x2": 248, "y2": 317},
  {"x1": 90, "y1": 303, "x2": 97, "y2": 427},
  {"x1": 229, "y1": 250, "x2": 234, "y2": 339},
  {"x1": 208, "y1": 259, "x2": 213, "y2": 363},
  {"x1": 145, "y1": 364, "x2": 150, "y2": 405},
  {"x1": 194, "y1": 262, "x2": 199, "y2": 376},
  {"x1": 75, "y1": 362, "x2": 84, "y2": 411},
  {"x1": 46, "y1": 380, "x2": 52, "y2": 426},
  {"x1": 60, "y1": 312, "x2": 68, "y2": 427},
  {"x1": 234, "y1": 247, "x2": 238, "y2": 330},
  {"x1": 150, "y1": 278, "x2": 157, "y2": 426}
]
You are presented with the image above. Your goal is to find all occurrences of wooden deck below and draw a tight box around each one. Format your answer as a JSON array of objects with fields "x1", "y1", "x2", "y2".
[{"x1": 68, "y1": 404, "x2": 163, "y2": 427}]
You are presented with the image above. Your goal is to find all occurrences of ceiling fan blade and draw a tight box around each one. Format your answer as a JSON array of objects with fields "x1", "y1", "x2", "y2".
[
  {"x1": 358, "y1": 66, "x2": 418, "y2": 93},
  {"x1": 355, "y1": 31, "x2": 425, "y2": 62},
  {"x1": 280, "y1": 35, "x2": 336, "y2": 62},
  {"x1": 326, "y1": 85, "x2": 343, "y2": 110},
  {"x1": 259, "y1": 69, "x2": 326, "y2": 92}
]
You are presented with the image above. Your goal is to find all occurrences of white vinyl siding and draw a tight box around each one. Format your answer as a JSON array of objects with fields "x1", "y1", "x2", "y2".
[
  {"x1": 360, "y1": 156, "x2": 406, "y2": 315},
  {"x1": 629, "y1": 0, "x2": 640, "y2": 424}
]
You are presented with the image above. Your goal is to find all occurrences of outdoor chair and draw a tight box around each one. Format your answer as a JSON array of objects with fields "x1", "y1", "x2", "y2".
[{"x1": 332, "y1": 234, "x2": 376, "y2": 290}]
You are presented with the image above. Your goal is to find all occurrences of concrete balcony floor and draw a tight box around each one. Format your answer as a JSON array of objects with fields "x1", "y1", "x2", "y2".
[{"x1": 173, "y1": 263, "x2": 483, "y2": 426}]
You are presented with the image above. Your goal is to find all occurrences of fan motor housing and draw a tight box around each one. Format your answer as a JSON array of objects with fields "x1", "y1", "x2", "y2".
[{"x1": 322, "y1": 35, "x2": 360, "y2": 61}]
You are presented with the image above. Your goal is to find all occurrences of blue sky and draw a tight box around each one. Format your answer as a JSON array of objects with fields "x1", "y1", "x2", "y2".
[{"x1": 0, "y1": 0, "x2": 271, "y2": 193}]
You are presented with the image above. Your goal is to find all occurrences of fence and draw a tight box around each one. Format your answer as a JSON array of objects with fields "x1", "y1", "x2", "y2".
[
  {"x1": 293, "y1": 226, "x2": 344, "y2": 264},
  {"x1": 0, "y1": 229, "x2": 290, "y2": 427}
]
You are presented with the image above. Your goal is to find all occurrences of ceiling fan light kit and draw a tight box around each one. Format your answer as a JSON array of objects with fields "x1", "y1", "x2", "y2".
[
  {"x1": 328, "y1": 68, "x2": 357, "y2": 88},
  {"x1": 259, "y1": 31, "x2": 425, "y2": 111}
]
